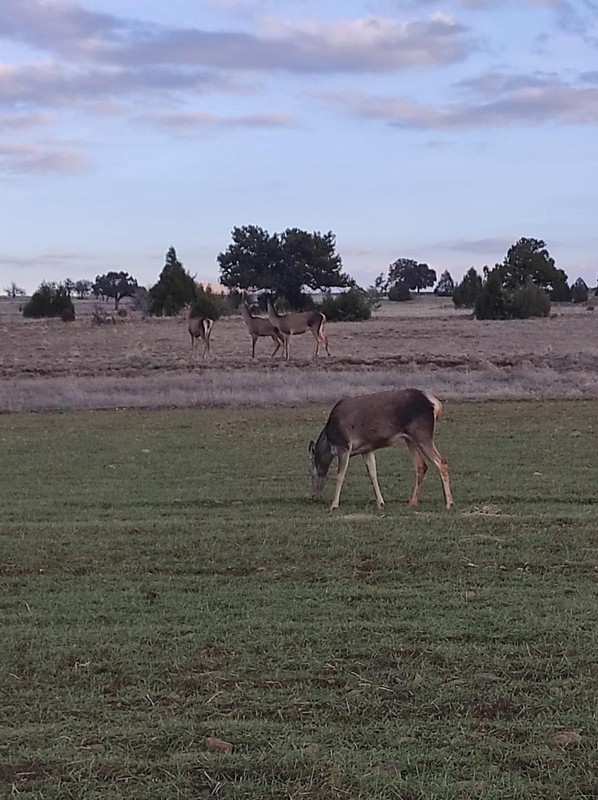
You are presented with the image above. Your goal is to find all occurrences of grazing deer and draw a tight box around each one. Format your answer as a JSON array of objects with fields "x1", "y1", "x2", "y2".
[
  {"x1": 240, "y1": 302, "x2": 285, "y2": 358},
  {"x1": 309, "y1": 388, "x2": 454, "y2": 511},
  {"x1": 267, "y1": 300, "x2": 330, "y2": 361},
  {"x1": 188, "y1": 311, "x2": 214, "y2": 358}
]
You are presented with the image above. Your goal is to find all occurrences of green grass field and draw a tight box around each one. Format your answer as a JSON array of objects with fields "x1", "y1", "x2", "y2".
[{"x1": 1, "y1": 402, "x2": 597, "y2": 799}]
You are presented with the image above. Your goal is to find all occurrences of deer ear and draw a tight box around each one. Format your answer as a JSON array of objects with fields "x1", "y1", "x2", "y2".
[{"x1": 308, "y1": 440, "x2": 315, "y2": 456}]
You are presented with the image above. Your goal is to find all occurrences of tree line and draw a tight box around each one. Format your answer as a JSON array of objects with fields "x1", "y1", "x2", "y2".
[{"x1": 10, "y1": 230, "x2": 596, "y2": 323}]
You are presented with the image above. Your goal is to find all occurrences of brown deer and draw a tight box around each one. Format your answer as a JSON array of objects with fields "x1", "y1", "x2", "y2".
[
  {"x1": 240, "y1": 302, "x2": 285, "y2": 358},
  {"x1": 188, "y1": 311, "x2": 214, "y2": 358},
  {"x1": 309, "y1": 388, "x2": 454, "y2": 511},
  {"x1": 267, "y1": 300, "x2": 330, "y2": 361}
]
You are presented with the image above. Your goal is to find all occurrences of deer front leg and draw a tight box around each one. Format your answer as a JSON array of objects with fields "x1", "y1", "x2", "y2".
[
  {"x1": 362, "y1": 452, "x2": 385, "y2": 510},
  {"x1": 330, "y1": 449, "x2": 351, "y2": 510}
]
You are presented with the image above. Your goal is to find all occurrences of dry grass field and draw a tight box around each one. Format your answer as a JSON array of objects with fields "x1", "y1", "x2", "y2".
[{"x1": 1, "y1": 295, "x2": 597, "y2": 411}]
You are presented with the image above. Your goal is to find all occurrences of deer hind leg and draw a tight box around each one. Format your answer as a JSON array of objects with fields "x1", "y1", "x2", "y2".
[
  {"x1": 416, "y1": 440, "x2": 454, "y2": 509},
  {"x1": 312, "y1": 329, "x2": 320, "y2": 358},
  {"x1": 284, "y1": 334, "x2": 291, "y2": 361},
  {"x1": 252, "y1": 335, "x2": 257, "y2": 358},
  {"x1": 270, "y1": 334, "x2": 281, "y2": 358},
  {"x1": 330, "y1": 448, "x2": 351, "y2": 510},
  {"x1": 362, "y1": 452, "x2": 385, "y2": 510},
  {"x1": 322, "y1": 332, "x2": 331, "y2": 356},
  {"x1": 406, "y1": 440, "x2": 428, "y2": 507}
]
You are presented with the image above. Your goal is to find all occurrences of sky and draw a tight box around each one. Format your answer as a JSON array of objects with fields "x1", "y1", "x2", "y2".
[{"x1": 1, "y1": 0, "x2": 597, "y2": 294}]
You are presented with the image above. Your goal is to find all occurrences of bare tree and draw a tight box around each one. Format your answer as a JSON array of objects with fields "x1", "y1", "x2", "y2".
[{"x1": 4, "y1": 282, "x2": 26, "y2": 298}]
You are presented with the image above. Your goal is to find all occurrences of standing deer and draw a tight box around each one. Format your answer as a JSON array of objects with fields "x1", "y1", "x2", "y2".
[
  {"x1": 240, "y1": 302, "x2": 285, "y2": 358},
  {"x1": 309, "y1": 388, "x2": 454, "y2": 511},
  {"x1": 267, "y1": 300, "x2": 330, "y2": 361},
  {"x1": 188, "y1": 310, "x2": 214, "y2": 358}
]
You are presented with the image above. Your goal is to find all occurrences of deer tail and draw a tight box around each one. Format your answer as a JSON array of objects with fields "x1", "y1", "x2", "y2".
[{"x1": 424, "y1": 392, "x2": 443, "y2": 421}]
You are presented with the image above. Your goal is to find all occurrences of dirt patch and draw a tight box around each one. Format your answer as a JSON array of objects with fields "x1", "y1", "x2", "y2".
[{"x1": 2, "y1": 297, "x2": 597, "y2": 411}]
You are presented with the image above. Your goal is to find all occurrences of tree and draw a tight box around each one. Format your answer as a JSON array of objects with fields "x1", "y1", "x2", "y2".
[
  {"x1": 92, "y1": 271, "x2": 138, "y2": 309},
  {"x1": 22, "y1": 282, "x2": 75, "y2": 320},
  {"x1": 74, "y1": 280, "x2": 92, "y2": 299},
  {"x1": 4, "y1": 282, "x2": 26, "y2": 298},
  {"x1": 434, "y1": 271, "x2": 455, "y2": 297},
  {"x1": 501, "y1": 238, "x2": 567, "y2": 293},
  {"x1": 571, "y1": 277, "x2": 589, "y2": 304},
  {"x1": 388, "y1": 258, "x2": 437, "y2": 293},
  {"x1": 218, "y1": 225, "x2": 351, "y2": 309},
  {"x1": 388, "y1": 279, "x2": 412, "y2": 301},
  {"x1": 453, "y1": 267, "x2": 483, "y2": 308},
  {"x1": 148, "y1": 247, "x2": 197, "y2": 316}
]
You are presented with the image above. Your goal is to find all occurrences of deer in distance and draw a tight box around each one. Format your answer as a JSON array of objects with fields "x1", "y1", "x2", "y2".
[
  {"x1": 267, "y1": 299, "x2": 330, "y2": 361},
  {"x1": 240, "y1": 302, "x2": 285, "y2": 358},
  {"x1": 188, "y1": 309, "x2": 214, "y2": 359},
  {"x1": 309, "y1": 388, "x2": 454, "y2": 511}
]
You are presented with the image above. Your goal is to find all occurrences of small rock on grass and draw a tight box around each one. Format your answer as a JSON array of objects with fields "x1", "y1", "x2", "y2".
[
  {"x1": 551, "y1": 731, "x2": 582, "y2": 747},
  {"x1": 207, "y1": 736, "x2": 234, "y2": 754}
]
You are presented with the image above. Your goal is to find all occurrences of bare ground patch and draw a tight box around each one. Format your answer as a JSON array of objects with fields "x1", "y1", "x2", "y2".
[{"x1": 1, "y1": 297, "x2": 597, "y2": 411}]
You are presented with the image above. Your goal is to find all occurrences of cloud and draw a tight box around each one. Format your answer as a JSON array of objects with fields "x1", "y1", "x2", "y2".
[
  {"x1": 0, "y1": 111, "x2": 52, "y2": 130},
  {"x1": 315, "y1": 73, "x2": 598, "y2": 128},
  {"x1": 0, "y1": 250, "x2": 102, "y2": 269},
  {"x1": 0, "y1": 2, "x2": 473, "y2": 73},
  {"x1": 0, "y1": 141, "x2": 89, "y2": 175},
  {"x1": 0, "y1": 62, "x2": 247, "y2": 110},
  {"x1": 141, "y1": 110, "x2": 296, "y2": 133},
  {"x1": 435, "y1": 236, "x2": 514, "y2": 254}
]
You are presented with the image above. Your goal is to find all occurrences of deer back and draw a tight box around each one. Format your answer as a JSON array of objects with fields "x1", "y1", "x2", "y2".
[{"x1": 324, "y1": 389, "x2": 437, "y2": 454}]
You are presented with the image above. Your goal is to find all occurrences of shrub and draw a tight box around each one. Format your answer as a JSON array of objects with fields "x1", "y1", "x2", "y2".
[
  {"x1": 571, "y1": 277, "x2": 589, "y2": 304},
  {"x1": 387, "y1": 281, "x2": 411, "y2": 302},
  {"x1": 318, "y1": 288, "x2": 372, "y2": 321},
  {"x1": 131, "y1": 286, "x2": 149, "y2": 315},
  {"x1": 506, "y1": 282, "x2": 551, "y2": 319},
  {"x1": 474, "y1": 272, "x2": 550, "y2": 320},
  {"x1": 550, "y1": 281, "x2": 572, "y2": 302},
  {"x1": 453, "y1": 268, "x2": 482, "y2": 308},
  {"x1": 22, "y1": 282, "x2": 75, "y2": 320},
  {"x1": 189, "y1": 284, "x2": 231, "y2": 321},
  {"x1": 474, "y1": 270, "x2": 507, "y2": 320},
  {"x1": 434, "y1": 270, "x2": 455, "y2": 297},
  {"x1": 61, "y1": 305, "x2": 76, "y2": 322}
]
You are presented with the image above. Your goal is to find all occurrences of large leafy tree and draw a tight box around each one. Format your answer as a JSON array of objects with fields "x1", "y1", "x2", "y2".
[
  {"x1": 218, "y1": 225, "x2": 350, "y2": 308},
  {"x1": 388, "y1": 258, "x2": 437, "y2": 293},
  {"x1": 92, "y1": 271, "x2": 138, "y2": 309},
  {"x1": 148, "y1": 247, "x2": 197, "y2": 316},
  {"x1": 500, "y1": 237, "x2": 567, "y2": 293}
]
